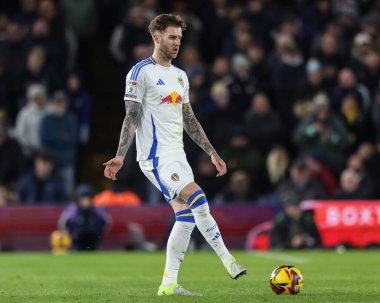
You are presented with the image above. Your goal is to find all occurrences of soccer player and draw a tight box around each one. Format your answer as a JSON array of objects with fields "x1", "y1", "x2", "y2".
[{"x1": 103, "y1": 13, "x2": 246, "y2": 296}]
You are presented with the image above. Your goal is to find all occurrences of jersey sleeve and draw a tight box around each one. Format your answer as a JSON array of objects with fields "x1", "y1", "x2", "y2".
[
  {"x1": 124, "y1": 68, "x2": 146, "y2": 103},
  {"x1": 182, "y1": 72, "x2": 190, "y2": 104}
]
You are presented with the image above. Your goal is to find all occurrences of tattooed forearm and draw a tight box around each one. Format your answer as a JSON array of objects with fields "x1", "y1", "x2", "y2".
[
  {"x1": 182, "y1": 103, "x2": 216, "y2": 156},
  {"x1": 116, "y1": 101, "x2": 142, "y2": 157}
]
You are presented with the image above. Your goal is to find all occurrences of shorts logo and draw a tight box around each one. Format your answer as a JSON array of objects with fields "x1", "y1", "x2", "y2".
[
  {"x1": 171, "y1": 173, "x2": 179, "y2": 181},
  {"x1": 178, "y1": 77, "x2": 184, "y2": 88}
]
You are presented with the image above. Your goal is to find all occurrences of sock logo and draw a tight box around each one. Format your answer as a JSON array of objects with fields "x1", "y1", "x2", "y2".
[
  {"x1": 206, "y1": 224, "x2": 217, "y2": 232},
  {"x1": 212, "y1": 232, "x2": 221, "y2": 241}
]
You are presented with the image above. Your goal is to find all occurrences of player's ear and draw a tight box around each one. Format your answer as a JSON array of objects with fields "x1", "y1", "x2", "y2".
[{"x1": 153, "y1": 32, "x2": 160, "y2": 44}]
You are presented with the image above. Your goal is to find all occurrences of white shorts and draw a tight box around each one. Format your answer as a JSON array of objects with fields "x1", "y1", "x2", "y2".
[{"x1": 139, "y1": 151, "x2": 194, "y2": 202}]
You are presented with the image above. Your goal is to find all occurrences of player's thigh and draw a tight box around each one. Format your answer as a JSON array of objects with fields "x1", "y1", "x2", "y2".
[
  {"x1": 139, "y1": 154, "x2": 194, "y2": 201},
  {"x1": 158, "y1": 155, "x2": 195, "y2": 198}
]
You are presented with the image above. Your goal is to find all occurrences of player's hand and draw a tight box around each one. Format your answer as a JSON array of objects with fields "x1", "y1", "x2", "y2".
[
  {"x1": 103, "y1": 156, "x2": 124, "y2": 181},
  {"x1": 210, "y1": 152, "x2": 227, "y2": 177}
]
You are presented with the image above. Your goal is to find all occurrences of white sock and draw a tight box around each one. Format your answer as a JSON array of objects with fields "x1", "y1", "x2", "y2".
[
  {"x1": 161, "y1": 212, "x2": 195, "y2": 287},
  {"x1": 187, "y1": 190, "x2": 232, "y2": 266}
]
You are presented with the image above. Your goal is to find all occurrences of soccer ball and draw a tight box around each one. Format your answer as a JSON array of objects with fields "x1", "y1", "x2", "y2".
[
  {"x1": 269, "y1": 265, "x2": 304, "y2": 295},
  {"x1": 50, "y1": 230, "x2": 72, "y2": 255}
]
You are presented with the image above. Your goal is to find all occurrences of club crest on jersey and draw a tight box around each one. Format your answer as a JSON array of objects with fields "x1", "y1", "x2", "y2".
[
  {"x1": 171, "y1": 173, "x2": 179, "y2": 181},
  {"x1": 160, "y1": 91, "x2": 183, "y2": 107},
  {"x1": 178, "y1": 77, "x2": 184, "y2": 88}
]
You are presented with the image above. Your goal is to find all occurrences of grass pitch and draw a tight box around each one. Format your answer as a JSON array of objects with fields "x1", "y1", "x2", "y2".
[{"x1": 0, "y1": 250, "x2": 379, "y2": 303}]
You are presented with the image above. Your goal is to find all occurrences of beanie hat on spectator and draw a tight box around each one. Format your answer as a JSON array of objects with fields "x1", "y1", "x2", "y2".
[
  {"x1": 306, "y1": 59, "x2": 322, "y2": 74},
  {"x1": 313, "y1": 94, "x2": 330, "y2": 111},
  {"x1": 76, "y1": 184, "x2": 95, "y2": 199},
  {"x1": 27, "y1": 84, "x2": 46, "y2": 100},
  {"x1": 354, "y1": 33, "x2": 371, "y2": 46}
]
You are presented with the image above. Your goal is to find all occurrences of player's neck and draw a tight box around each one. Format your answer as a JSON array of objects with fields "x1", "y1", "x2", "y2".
[{"x1": 152, "y1": 51, "x2": 171, "y2": 67}]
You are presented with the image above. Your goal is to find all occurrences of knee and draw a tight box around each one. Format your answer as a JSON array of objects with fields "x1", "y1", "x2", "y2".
[
  {"x1": 191, "y1": 203, "x2": 210, "y2": 216},
  {"x1": 186, "y1": 189, "x2": 208, "y2": 210}
]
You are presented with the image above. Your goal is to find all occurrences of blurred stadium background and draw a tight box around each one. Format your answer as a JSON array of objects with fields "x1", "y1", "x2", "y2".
[{"x1": 1, "y1": 0, "x2": 380, "y2": 253}]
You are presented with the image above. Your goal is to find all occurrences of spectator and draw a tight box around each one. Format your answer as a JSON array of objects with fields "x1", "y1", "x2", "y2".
[
  {"x1": 349, "y1": 32, "x2": 373, "y2": 77},
  {"x1": 109, "y1": 5, "x2": 151, "y2": 67},
  {"x1": 245, "y1": 0, "x2": 277, "y2": 50},
  {"x1": 60, "y1": 0, "x2": 98, "y2": 41},
  {"x1": 332, "y1": 169, "x2": 372, "y2": 199},
  {"x1": 221, "y1": 127, "x2": 263, "y2": 185},
  {"x1": 265, "y1": 145, "x2": 289, "y2": 189},
  {"x1": 179, "y1": 45, "x2": 205, "y2": 85},
  {"x1": 304, "y1": 154, "x2": 338, "y2": 197},
  {"x1": 276, "y1": 158, "x2": 325, "y2": 206},
  {"x1": 14, "y1": 83, "x2": 47, "y2": 159},
  {"x1": 171, "y1": 0, "x2": 202, "y2": 47},
  {"x1": 194, "y1": 153, "x2": 223, "y2": 202},
  {"x1": 360, "y1": 50, "x2": 380, "y2": 94},
  {"x1": 294, "y1": 58, "x2": 328, "y2": 119},
  {"x1": 271, "y1": 33, "x2": 305, "y2": 131},
  {"x1": 0, "y1": 112, "x2": 24, "y2": 189},
  {"x1": 313, "y1": 32, "x2": 343, "y2": 92},
  {"x1": 21, "y1": 45, "x2": 60, "y2": 97},
  {"x1": 246, "y1": 43, "x2": 271, "y2": 91},
  {"x1": 270, "y1": 203, "x2": 321, "y2": 249},
  {"x1": 58, "y1": 184, "x2": 110, "y2": 250},
  {"x1": 3, "y1": 22, "x2": 27, "y2": 95},
  {"x1": 0, "y1": 184, "x2": 18, "y2": 206},
  {"x1": 14, "y1": 0, "x2": 38, "y2": 31},
  {"x1": 346, "y1": 154, "x2": 373, "y2": 197},
  {"x1": 179, "y1": 46, "x2": 209, "y2": 103},
  {"x1": 339, "y1": 93, "x2": 372, "y2": 150},
  {"x1": 17, "y1": 152, "x2": 67, "y2": 204},
  {"x1": 228, "y1": 53, "x2": 257, "y2": 123},
  {"x1": 214, "y1": 170, "x2": 256, "y2": 204},
  {"x1": 293, "y1": 93, "x2": 349, "y2": 175},
  {"x1": 244, "y1": 92, "x2": 283, "y2": 154},
  {"x1": 209, "y1": 56, "x2": 233, "y2": 85},
  {"x1": 199, "y1": 0, "x2": 232, "y2": 62},
  {"x1": 64, "y1": 72, "x2": 93, "y2": 145},
  {"x1": 331, "y1": 68, "x2": 371, "y2": 113},
  {"x1": 224, "y1": 18, "x2": 253, "y2": 56},
  {"x1": 208, "y1": 82, "x2": 234, "y2": 149},
  {"x1": 300, "y1": 0, "x2": 332, "y2": 47},
  {"x1": 40, "y1": 91, "x2": 78, "y2": 196}
]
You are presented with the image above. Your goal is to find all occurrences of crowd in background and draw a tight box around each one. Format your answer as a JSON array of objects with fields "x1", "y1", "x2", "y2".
[{"x1": 1, "y1": 0, "x2": 380, "y2": 211}]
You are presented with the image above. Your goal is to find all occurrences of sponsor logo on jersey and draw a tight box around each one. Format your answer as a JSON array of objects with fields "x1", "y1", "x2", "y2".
[
  {"x1": 124, "y1": 93, "x2": 137, "y2": 99},
  {"x1": 171, "y1": 173, "x2": 179, "y2": 181},
  {"x1": 178, "y1": 77, "x2": 184, "y2": 88},
  {"x1": 156, "y1": 78, "x2": 165, "y2": 85},
  {"x1": 126, "y1": 80, "x2": 137, "y2": 94},
  {"x1": 160, "y1": 91, "x2": 183, "y2": 107}
]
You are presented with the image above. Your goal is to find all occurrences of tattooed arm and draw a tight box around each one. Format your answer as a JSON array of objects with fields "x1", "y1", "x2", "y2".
[
  {"x1": 182, "y1": 103, "x2": 227, "y2": 177},
  {"x1": 115, "y1": 101, "x2": 142, "y2": 157},
  {"x1": 103, "y1": 101, "x2": 142, "y2": 180}
]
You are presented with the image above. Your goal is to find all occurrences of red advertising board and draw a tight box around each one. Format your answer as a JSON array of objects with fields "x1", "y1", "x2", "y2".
[{"x1": 303, "y1": 201, "x2": 380, "y2": 248}]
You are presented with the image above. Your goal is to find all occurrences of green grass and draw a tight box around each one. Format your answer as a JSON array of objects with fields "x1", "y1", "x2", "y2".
[{"x1": 0, "y1": 250, "x2": 379, "y2": 302}]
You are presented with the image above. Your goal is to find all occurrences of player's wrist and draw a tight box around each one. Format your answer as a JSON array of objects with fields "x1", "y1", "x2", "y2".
[{"x1": 209, "y1": 150, "x2": 217, "y2": 157}]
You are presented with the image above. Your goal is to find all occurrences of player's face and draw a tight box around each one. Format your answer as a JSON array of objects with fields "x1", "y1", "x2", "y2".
[{"x1": 157, "y1": 26, "x2": 182, "y2": 60}]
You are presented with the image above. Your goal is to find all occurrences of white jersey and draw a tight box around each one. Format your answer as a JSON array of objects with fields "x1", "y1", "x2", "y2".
[{"x1": 124, "y1": 56, "x2": 190, "y2": 161}]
